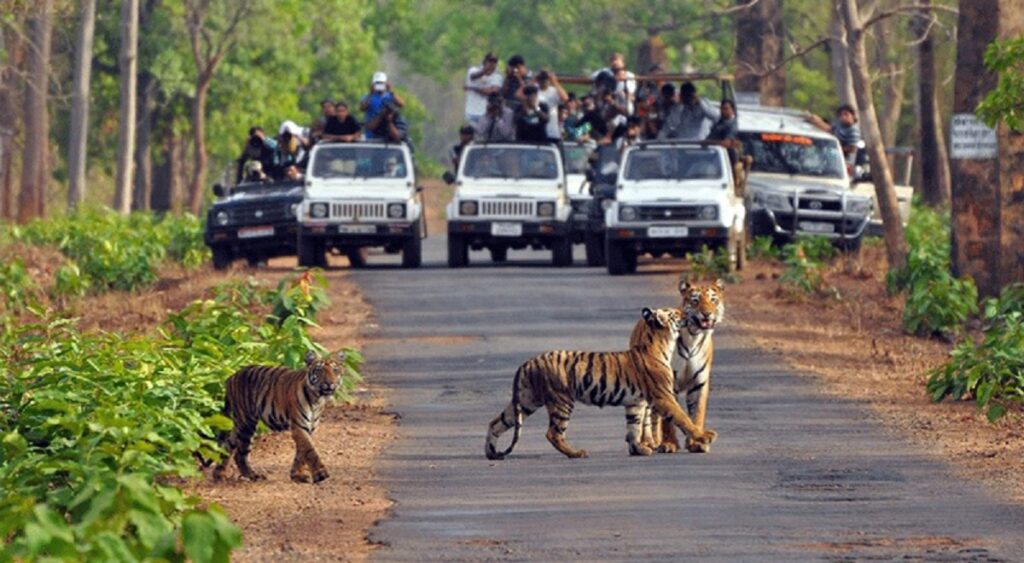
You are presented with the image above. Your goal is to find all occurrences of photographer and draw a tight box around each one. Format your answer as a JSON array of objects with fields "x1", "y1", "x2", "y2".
[
  {"x1": 364, "y1": 100, "x2": 409, "y2": 144},
  {"x1": 514, "y1": 84, "x2": 551, "y2": 143},
  {"x1": 475, "y1": 92, "x2": 516, "y2": 142},
  {"x1": 360, "y1": 71, "x2": 406, "y2": 138},
  {"x1": 658, "y1": 81, "x2": 719, "y2": 141},
  {"x1": 235, "y1": 126, "x2": 278, "y2": 183},
  {"x1": 464, "y1": 52, "x2": 504, "y2": 128}
]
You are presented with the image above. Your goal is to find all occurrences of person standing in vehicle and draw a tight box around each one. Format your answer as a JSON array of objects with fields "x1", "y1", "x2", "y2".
[
  {"x1": 706, "y1": 99, "x2": 743, "y2": 184},
  {"x1": 591, "y1": 53, "x2": 637, "y2": 115},
  {"x1": 364, "y1": 101, "x2": 409, "y2": 144},
  {"x1": 321, "y1": 101, "x2": 362, "y2": 143},
  {"x1": 658, "y1": 81, "x2": 719, "y2": 141},
  {"x1": 501, "y1": 54, "x2": 529, "y2": 111},
  {"x1": 475, "y1": 92, "x2": 516, "y2": 142},
  {"x1": 806, "y1": 104, "x2": 862, "y2": 164},
  {"x1": 464, "y1": 53, "x2": 504, "y2": 130},
  {"x1": 534, "y1": 70, "x2": 568, "y2": 141},
  {"x1": 311, "y1": 99, "x2": 335, "y2": 143},
  {"x1": 236, "y1": 127, "x2": 277, "y2": 183},
  {"x1": 515, "y1": 84, "x2": 551, "y2": 143},
  {"x1": 360, "y1": 71, "x2": 405, "y2": 139},
  {"x1": 450, "y1": 125, "x2": 475, "y2": 171}
]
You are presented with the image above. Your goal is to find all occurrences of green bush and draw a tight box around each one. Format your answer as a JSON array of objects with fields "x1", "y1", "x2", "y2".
[
  {"x1": 0, "y1": 258, "x2": 41, "y2": 313},
  {"x1": 778, "y1": 236, "x2": 836, "y2": 297},
  {"x1": 748, "y1": 235, "x2": 780, "y2": 260},
  {"x1": 0, "y1": 272, "x2": 362, "y2": 560},
  {"x1": 887, "y1": 205, "x2": 978, "y2": 337},
  {"x1": 927, "y1": 284, "x2": 1024, "y2": 422},
  {"x1": 685, "y1": 245, "x2": 736, "y2": 283}
]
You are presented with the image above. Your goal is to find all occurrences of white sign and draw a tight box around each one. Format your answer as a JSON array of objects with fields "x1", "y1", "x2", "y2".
[
  {"x1": 950, "y1": 113, "x2": 998, "y2": 159},
  {"x1": 734, "y1": 91, "x2": 761, "y2": 106}
]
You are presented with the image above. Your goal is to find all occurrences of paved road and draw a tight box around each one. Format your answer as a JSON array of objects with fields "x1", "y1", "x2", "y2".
[{"x1": 351, "y1": 238, "x2": 1024, "y2": 561}]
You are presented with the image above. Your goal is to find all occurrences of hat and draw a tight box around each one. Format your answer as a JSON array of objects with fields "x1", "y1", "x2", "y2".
[
  {"x1": 459, "y1": 125, "x2": 475, "y2": 135},
  {"x1": 523, "y1": 84, "x2": 539, "y2": 95},
  {"x1": 372, "y1": 71, "x2": 387, "y2": 84}
]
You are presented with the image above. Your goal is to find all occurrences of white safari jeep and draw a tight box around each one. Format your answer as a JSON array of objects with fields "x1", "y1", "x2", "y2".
[
  {"x1": 444, "y1": 142, "x2": 572, "y2": 267},
  {"x1": 299, "y1": 142, "x2": 424, "y2": 268},
  {"x1": 604, "y1": 142, "x2": 746, "y2": 275}
]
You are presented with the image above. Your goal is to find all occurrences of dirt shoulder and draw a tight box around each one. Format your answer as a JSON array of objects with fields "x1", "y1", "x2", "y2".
[{"x1": 720, "y1": 245, "x2": 1024, "y2": 502}]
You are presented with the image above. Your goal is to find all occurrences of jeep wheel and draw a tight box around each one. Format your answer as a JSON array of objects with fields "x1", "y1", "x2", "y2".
[
  {"x1": 211, "y1": 246, "x2": 233, "y2": 270},
  {"x1": 401, "y1": 224, "x2": 422, "y2": 268},
  {"x1": 447, "y1": 234, "x2": 469, "y2": 268},
  {"x1": 346, "y1": 248, "x2": 368, "y2": 268},
  {"x1": 297, "y1": 237, "x2": 324, "y2": 268},
  {"x1": 552, "y1": 237, "x2": 573, "y2": 267},
  {"x1": 584, "y1": 232, "x2": 606, "y2": 267},
  {"x1": 606, "y1": 238, "x2": 636, "y2": 275},
  {"x1": 489, "y1": 246, "x2": 507, "y2": 263}
]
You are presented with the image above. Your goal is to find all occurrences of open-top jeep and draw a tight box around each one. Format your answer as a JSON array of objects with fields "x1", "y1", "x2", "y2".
[
  {"x1": 444, "y1": 142, "x2": 573, "y2": 267},
  {"x1": 604, "y1": 142, "x2": 746, "y2": 275},
  {"x1": 298, "y1": 142, "x2": 424, "y2": 268},
  {"x1": 205, "y1": 179, "x2": 303, "y2": 269}
]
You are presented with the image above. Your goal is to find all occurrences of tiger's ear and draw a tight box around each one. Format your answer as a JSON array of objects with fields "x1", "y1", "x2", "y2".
[
  {"x1": 679, "y1": 277, "x2": 692, "y2": 296},
  {"x1": 304, "y1": 350, "x2": 318, "y2": 366},
  {"x1": 714, "y1": 278, "x2": 725, "y2": 292},
  {"x1": 642, "y1": 307, "x2": 663, "y2": 328},
  {"x1": 335, "y1": 350, "x2": 347, "y2": 365}
]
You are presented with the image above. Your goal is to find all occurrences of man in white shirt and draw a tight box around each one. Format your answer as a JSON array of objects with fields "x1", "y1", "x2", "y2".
[
  {"x1": 535, "y1": 70, "x2": 568, "y2": 140},
  {"x1": 464, "y1": 53, "x2": 504, "y2": 130},
  {"x1": 591, "y1": 52, "x2": 637, "y2": 115}
]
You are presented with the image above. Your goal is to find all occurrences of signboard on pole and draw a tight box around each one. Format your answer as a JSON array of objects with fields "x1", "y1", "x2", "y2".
[{"x1": 950, "y1": 113, "x2": 998, "y2": 159}]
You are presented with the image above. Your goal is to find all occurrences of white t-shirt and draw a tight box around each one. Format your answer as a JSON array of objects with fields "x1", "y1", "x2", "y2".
[
  {"x1": 537, "y1": 86, "x2": 562, "y2": 140},
  {"x1": 464, "y1": 66, "x2": 504, "y2": 119}
]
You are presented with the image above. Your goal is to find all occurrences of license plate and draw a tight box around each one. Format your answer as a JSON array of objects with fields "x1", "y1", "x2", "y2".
[
  {"x1": 237, "y1": 226, "x2": 275, "y2": 239},
  {"x1": 799, "y1": 221, "x2": 835, "y2": 234},
  {"x1": 648, "y1": 226, "x2": 689, "y2": 238},
  {"x1": 491, "y1": 222, "x2": 522, "y2": 237},
  {"x1": 339, "y1": 224, "x2": 376, "y2": 234}
]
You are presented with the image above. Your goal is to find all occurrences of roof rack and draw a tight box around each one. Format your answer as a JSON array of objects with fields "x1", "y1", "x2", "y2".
[
  {"x1": 557, "y1": 72, "x2": 734, "y2": 85},
  {"x1": 735, "y1": 104, "x2": 808, "y2": 119}
]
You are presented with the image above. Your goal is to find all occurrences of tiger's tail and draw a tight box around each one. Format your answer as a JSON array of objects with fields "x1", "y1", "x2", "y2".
[{"x1": 485, "y1": 366, "x2": 525, "y2": 460}]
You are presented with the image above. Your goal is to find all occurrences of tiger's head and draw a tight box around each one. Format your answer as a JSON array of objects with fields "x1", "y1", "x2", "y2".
[
  {"x1": 637, "y1": 307, "x2": 685, "y2": 351},
  {"x1": 304, "y1": 350, "x2": 345, "y2": 398},
  {"x1": 679, "y1": 278, "x2": 725, "y2": 331}
]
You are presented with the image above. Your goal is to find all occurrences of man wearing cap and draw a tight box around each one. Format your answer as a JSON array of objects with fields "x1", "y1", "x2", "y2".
[
  {"x1": 360, "y1": 71, "x2": 405, "y2": 139},
  {"x1": 475, "y1": 92, "x2": 516, "y2": 143},
  {"x1": 658, "y1": 81, "x2": 719, "y2": 141},
  {"x1": 514, "y1": 84, "x2": 551, "y2": 143},
  {"x1": 535, "y1": 70, "x2": 568, "y2": 141},
  {"x1": 450, "y1": 125, "x2": 475, "y2": 171},
  {"x1": 590, "y1": 53, "x2": 637, "y2": 115},
  {"x1": 464, "y1": 53, "x2": 504, "y2": 130}
]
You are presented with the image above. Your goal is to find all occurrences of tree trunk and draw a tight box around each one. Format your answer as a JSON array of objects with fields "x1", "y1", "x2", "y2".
[
  {"x1": 188, "y1": 78, "x2": 210, "y2": 215},
  {"x1": 113, "y1": 0, "x2": 139, "y2": 214},
  {"x1": 0, "y1": 27, "x2": 22, "y2": 221},
  {"x1": 17, "y1": 0, "x2": 52, "y2": 224},
  {"x1": 840, "y1": 0, "x2": 907, "y2": 272},
  {"x1": 829, "y1": 0, "x2": 858, "y2": 110},
  {"x1": 173, "y1": 135, "x2": 187, "y2": 213},
  {"x1": 635, "y1": 35, "x2": 667, "y2": 74},
  {"x1": 67, "y1": 0, "x2": 97, "y2": 211},
  {"x1": 133, "y1": 71, "x2": 155, "y2": 211},
  {"x1": 734, "y1": 0, "x2": 785, "y2": 106},
  {"x1": 913, "y1": 0, "x2": 952, "y2": 207}
]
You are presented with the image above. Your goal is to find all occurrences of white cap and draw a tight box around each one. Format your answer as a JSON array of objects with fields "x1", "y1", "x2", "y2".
[{"x1": 372, "y1": 71, "x2": 387, "y2": 84}]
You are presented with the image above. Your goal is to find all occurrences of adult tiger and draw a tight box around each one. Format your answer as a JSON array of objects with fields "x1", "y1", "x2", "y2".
[
  {"x1": 212, "y1": 350, "x2": 344, "y2": 483},
  {"x1": 633, "y1": 278, "x2": 724, "y2": 454},
  {"x1": 485, "y1": 307, "x2": 717, "y2": 460}
]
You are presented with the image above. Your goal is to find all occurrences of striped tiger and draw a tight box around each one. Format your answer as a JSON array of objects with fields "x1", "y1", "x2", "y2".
[
  {"x1": 485, "y1": 307, "x2": 717, "y2": 460},
  {"x1": 212, "y1": 350, "x2": 344, "y2": 483},
  {"x1": 633, "y1": 278, "x2": 724, "y2": 454}
]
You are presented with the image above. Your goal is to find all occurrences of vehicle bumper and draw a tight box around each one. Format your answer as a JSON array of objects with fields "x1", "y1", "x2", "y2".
[
  {"x1": 448, "y1": 219, "x2": 570, "y2": 246},
  {"x1": 605, "y1": 225, "x2": 729, "y2": 254},
  {"x1": 751, "y1": 207, "x2": 870, "y2": 241},
  {"x1": 205, "y1": 223, "x2": 299, "y2": 254},
  {"x1": 300, "y1": 221, "x2": 418, "y2": 246}
]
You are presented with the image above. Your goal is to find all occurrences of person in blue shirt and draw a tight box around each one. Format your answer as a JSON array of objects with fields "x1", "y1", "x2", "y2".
[{"x1": 360, "y1": 71, "x2": 406, "y2": 139}]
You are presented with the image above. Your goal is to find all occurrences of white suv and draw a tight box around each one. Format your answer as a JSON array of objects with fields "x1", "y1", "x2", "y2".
[
  {"x1": 299, "y1": 142, "x2": 423, "y2": 268},
  {"x1": 444, "y1": 142, "x2": 572, "y2": 267},
  {"x1": 604, "y1": 142, "x2": 746, "y2": 275}
]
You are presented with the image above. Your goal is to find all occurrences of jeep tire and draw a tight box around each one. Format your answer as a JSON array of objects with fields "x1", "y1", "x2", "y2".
[
  {"x1": 489, "y1": 246, "x2": 507, "y2": 263},
  {"x1": 606, "y1": 238, "x2": 636, "y2": 275},
  {"x1": 401, "y1": 222, "x2": 422, "y2": 268},
  {"x1": 447, "y1": 234, "x2": 469, "y2": 268},
  {"x1": 552, "y1": 237, "x2": 573, "y2": 267},
  {"x1": 211, "y1": 245, "x2": 233, "y2": 270},
  {"x1": 298, "y1": 236, "x2": 325, "y2": 268},
  {"x1": 584, "y1": 231, "x2": 606, "y2": 267},
  {"x1": 346, "y1": 247, "x2": 368, "y2": 268}
]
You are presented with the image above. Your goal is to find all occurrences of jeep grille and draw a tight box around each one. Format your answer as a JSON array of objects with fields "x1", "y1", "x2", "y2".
[
  {"x1": 480, "y1": 200, "x2": 535, "y2": 218},
  {"x1": 331, "y1": 202, "x2": 386, "y2": 220},
  {"x1": 637, "y1": 205, "x2": 701, "y2": 221},
  {"x1": 226, "y1": 203, "x2": 289, "y2": 225}
]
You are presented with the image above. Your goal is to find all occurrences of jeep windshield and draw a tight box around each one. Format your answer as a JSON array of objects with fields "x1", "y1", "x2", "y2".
[
  {"x1": 311, "y1": 146, "x2": 408, "y2": 179},
  {"x1": 462, "y1": 146, "x2": 559, "y2": 180},
  {"x1": 739, "y1": 132, "x2": 845, "y2": 179},
  {"x1": 623, "y1": 147, "x2": 723, "y2": 182},
  {"x1": 232, "y1": 180, "x2": 301, "y2": 193},
  {"x1": 563, "y1": 145, "x2": 592, "y2": 175}
]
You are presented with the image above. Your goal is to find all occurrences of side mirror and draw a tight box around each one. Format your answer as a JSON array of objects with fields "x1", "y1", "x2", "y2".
[
  {"x1": 212, "y1": 183, "x2": 227, "y2": 197},
  {"x1": 416, "y1": 185, "x2": 424, "y2": 193},
  {"x1": 442, "y1": 171, "x2": 456, "y2": 185}
]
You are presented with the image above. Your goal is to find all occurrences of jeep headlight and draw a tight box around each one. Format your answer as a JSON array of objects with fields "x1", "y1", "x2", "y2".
[
  {"x1": 755, "y1": 191, "x2": 792, "y2": 211},
  {"x1": 619, "y1": 206, "x2": 638, "y2": 222},
  {"x1": 310, "y1": 202, "x2": 328, "y2": 218},
  {"x1": 287, "y1": 203, "x2": 298, "y2": 217},
  {"x1": 847, "y1": 197, "x2": 873, "y2": 215},
  {"x1": 699, "y1": 205, "x2": 718, "y2": 221},
  {"x1": 387, "y1": 202, "x2": 406, "y2": 219},
  {"x1": 459, "y1": 200, "x2": 478, "y2": 216},
  {"x1": 601, "y1": 199, "x2": 614, "y2": 211},
  {"x1": 537, "y1": 201, "x2": 555, "y2": 217},
  {"x1": 215, "y1": 210, "x2": 229, "y2": 226}
]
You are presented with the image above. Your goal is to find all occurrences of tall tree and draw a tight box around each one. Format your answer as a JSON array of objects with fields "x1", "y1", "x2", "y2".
[
  {"x1": 828, "y1": 1, "x2": 858, "y2": 110},
  {"x1": 734, "y1": 0, "x2": 786, "y2": 106},
  {"x1": 912, "y1": 2, "x2": 951, "y2": 207},
  {"x1": 184, "y1": 0, "x2": 255, "y2": 216},
  {"x1": 67, "y1": 0, "x2": 97, "y2": 211},
  {"x1": 17, "y1": 0, "x2": 52, "y2": 223},
  {"x1": 113, "y1": 0, "x2": 139, "y2": 214},
  {"x1": 0, "y1": 24, "x2": 23, "y2": 220},
  {"x1": 840, "y1": 0, "x2": 908, "y2": 271}
]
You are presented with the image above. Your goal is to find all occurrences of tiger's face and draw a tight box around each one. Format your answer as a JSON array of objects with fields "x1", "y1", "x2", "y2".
[
  {"x1": 304, "y1": 351, "x2": 344, "y2": 398},
  {"x1": 641, "y1": 307, "x2": 685, "y2": 344},
  {"x1": 679, "y1": 279, "x2": 725, "y2": 330}
]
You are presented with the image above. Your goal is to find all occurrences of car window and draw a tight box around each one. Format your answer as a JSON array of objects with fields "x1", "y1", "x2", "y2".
[
  {"x1": 462, "y1": 147, "x2": 560, "y2": 180},
  {"x1": 311, "y1": 146, "x2": 408, "y2": 179},
  {"x1": 623, "y1": 147, "x2": 723, "y2": 181},
  {"x1": 563, "y1": 145, "x2": 592, "y2": 175},
  {"x1": 739, "y1": 132, "x2": 845, "y2": 179}
]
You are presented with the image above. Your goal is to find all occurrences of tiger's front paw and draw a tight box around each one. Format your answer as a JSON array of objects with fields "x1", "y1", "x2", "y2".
[
  {"x1": 629, "y1": 444, "x2": 654, "y2": 456},
  {"x1": 290, "y1": 471, "x2": 311, "y2": 483},
  {"x1": 312, "y1": 468, "x2": 330, "y2": 483},
  {"x1": 241, "y1": 470, "x2": 267, "y2": 481},
  {"x1": 657, "y1": 441, "x2": 680, "y2": 454},
  {"x1": 685, "y1": 430, "x2": 717, "y2": 453}
]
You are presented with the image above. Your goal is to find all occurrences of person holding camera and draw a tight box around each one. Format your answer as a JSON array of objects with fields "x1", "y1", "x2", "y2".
[
  {"x1": 235, "y1": 126, "x2": 278, "y2": 183},
  {"x1": 515, "y1": 84, "x2": 551, "y2": 143},
  {"x1": 364, "y1": 100, "x2": 409, "y2": 144},
  {"x1": 658, "y1": 81, "x2": 719, "y2": 141},
  {"x1": 465, "y1": 53, "x2": 504, "y2": 129},
  {"x1": 501, "y1": 54, "x2": 529, "y2": 111},
  {"x1": 360, "y1": 71, "x2": 405, "y2": 139},
  {"x1": 475, "y1": 92, "x2": 516, "y2": 142},
  {"x1": 321, "y1": 101, "x2": 362, "y2": 143}
]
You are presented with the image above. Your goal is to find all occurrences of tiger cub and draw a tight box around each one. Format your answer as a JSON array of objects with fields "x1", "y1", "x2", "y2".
[
  {"x1": 485, "y1": 307, "x2": 717, "y2": 460},
  {"x1": 634, "y1": 278, "x2": 724, "y2": 454},
  {"x1": 213, "y1": 350, "x2": 344, "y2": 483}
]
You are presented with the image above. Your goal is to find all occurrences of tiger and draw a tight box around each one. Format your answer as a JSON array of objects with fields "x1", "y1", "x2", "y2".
[
  {"x1": 632, "y1": 278, "x2": 724, "y2": 455},
  {"x1": 485, "y1": 307, "x2": 717, "y2": 460},
  {"x1": 212, "y1": 350, "x2": 344, "y2": 483}
]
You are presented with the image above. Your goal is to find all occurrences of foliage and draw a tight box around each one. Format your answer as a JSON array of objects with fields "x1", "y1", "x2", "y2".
[
  {"x1": 778, "y1": 236, "x2": 836, "y2": 298},
  {"x1": 0, "y1": 258, "x2": 41, "y2": 313},
  {"x1": 927, "y1": 284, "x2": 1024, "y2": 422},
  {"x1": 685, "y1": 244, "x2": 736, "y2": 283},
  {"x1": 886, "y1": 205, "x2": 978, "y2": 338},
  {"x1": 748, "y1": 236, "x2": 781, "y2": 260},
  {"x1": 0, "y1": 272, "x2": 362, "y2": 560},
  {"x1": 977, "y1": 36, "x2": 1024, "y2": 131}
]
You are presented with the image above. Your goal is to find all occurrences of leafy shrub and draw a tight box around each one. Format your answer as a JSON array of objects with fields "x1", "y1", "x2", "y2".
[
  {"x1": 748, "y1": 235, "x2": 780, "y2": 260},
  {"x1": 0, "y1": 258, "x2": 40, "y2": 312},
  {"x1": 778, "y1": 236, "x2": 836, "y2": 298},
  {"x1": 685, "y1": 245, "x2": 735, "y2": 282},
  {"x1": 161, "y1": 213, "x2": 211, "y2": 269},
  {"x1": 51, "y1": 261, "x2": 91, "y2": 299},
  {"x1": 927, "y1": 284, "x2": 1024, "y2": 422},
  {"x1": 887, "y1": 205, "x2": 978, "y2": 337},
  {"x1": 0, "y1": 272, "x2": 362, "y2": 560}
]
